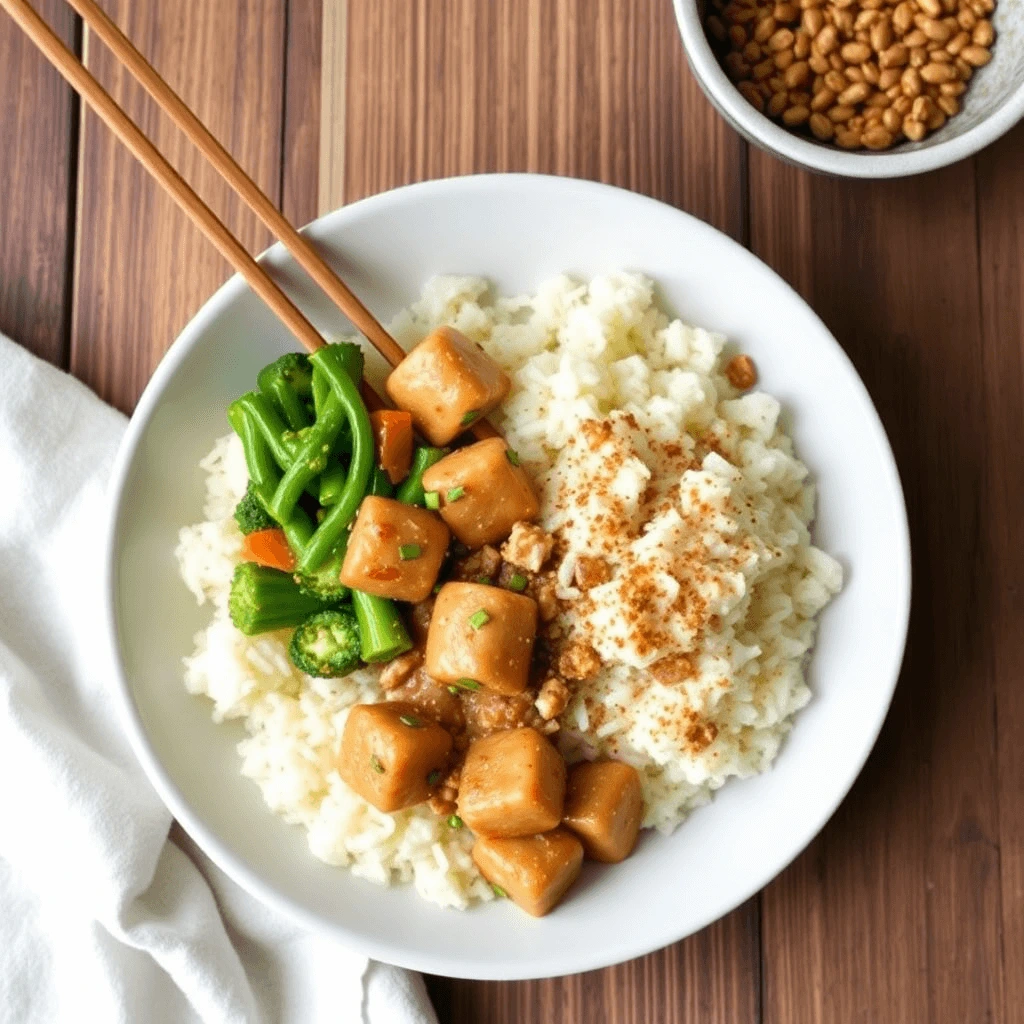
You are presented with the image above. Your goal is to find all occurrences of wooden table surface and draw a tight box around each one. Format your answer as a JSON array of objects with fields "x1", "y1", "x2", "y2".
[{"x1": 3, "y1": 1, "x2": 1021, "y2": 1021}]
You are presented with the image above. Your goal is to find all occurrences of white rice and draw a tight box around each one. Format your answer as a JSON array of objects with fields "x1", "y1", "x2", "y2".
[{"x1": 176, "y1": 272, "x2": 842, "y2": 906}]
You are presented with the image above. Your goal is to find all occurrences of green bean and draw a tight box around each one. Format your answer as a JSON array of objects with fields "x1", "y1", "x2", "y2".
[
  {"x1": 227, "y1": 401, "x2": 313, "y2": 554},
  {"x1": 395, "y1": 445, "x2": 449, "y2": 505},
  {"x1": 295, "y1": 345, "x2": 374, "y2": 572}
]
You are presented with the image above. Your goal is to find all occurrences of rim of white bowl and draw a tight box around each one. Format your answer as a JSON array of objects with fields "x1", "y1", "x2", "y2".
[
  {"x1": 103, "y1": 172, "x2": 911, "y2": 979},
  {"x1": 673, "y1": 0, "x2": 1024, "y2": 178}
]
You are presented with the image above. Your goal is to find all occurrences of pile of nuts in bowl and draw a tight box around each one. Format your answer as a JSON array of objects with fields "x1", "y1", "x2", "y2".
[{"x1": 705, "y1": 0, "x2": 996, "y2": 150}]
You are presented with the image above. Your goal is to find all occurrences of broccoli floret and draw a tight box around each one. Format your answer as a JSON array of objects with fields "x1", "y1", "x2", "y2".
[
  {"x1": 233, "y1": 482, "x2": 275, "y2": 535},
  {"x1": 289, "y1": 608, "x2": 362, "y2": 677},
  {"x1": 293, "y1": 544, "x2": 350, "y2": 602},
  {"x1": 229, "y1": 562, "x2": 331, "y2": 635},
  {"x1": 258, "y1": 353, "x2": 315, "y2": 431},
  {"x1": 259, "y1": 351, "x2": 313, "y2": 396}
]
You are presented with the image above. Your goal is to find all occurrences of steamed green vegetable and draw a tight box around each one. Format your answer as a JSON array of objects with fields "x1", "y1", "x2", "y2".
[
  {"x1": 289, "y1": 608, "x2": 363, "y2": 677},
  {"x1": 233, "y1": 482, "x2": 274, "y2": 535},
  {"x1": 228, "y1": 562, "x2": 330, "y2": 636},
  {"x1": 395, "y1": 446, "x2": 448, "y2": 506},
  {"x1": 294, "y1": 344, "x2": 375, "y2": 573},
  {"x1": 258, "y1": 352, "x2": 314, "y2": 431},
  {"x1": 352, "y1": 590, "x2": 414, "y2": 664}
]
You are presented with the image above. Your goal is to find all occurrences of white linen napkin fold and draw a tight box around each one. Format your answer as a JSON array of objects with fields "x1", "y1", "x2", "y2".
[{"x1": 0, "y1": 335, "x2": 438, "y2": 1024}]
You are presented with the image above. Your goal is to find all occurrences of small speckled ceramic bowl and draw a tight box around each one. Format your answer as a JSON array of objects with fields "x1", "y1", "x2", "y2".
[{"x1": 674, "y1": 0, "x2": 1024, "y2": 177}]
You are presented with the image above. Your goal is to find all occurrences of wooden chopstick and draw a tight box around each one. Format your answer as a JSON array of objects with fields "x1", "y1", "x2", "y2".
[
  {"x1": 61, "y1": 0, "x2": 411, "y2": 372},
  {"x1": 0, "y1": 0, "x2": 334, "y2": 356},
  {"x1": 3, "y1": 0, "x2": 497, "y2": 437}
]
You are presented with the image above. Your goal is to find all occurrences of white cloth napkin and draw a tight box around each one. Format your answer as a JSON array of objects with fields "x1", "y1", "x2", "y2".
[{"x1": 0, "y1": 335, "x2": 439, "y2": 1024}]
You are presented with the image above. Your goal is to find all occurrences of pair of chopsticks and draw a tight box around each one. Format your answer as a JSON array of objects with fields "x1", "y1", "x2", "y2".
[{"x1": 2, "y1": 0, "x2": 496, "y2": 438}]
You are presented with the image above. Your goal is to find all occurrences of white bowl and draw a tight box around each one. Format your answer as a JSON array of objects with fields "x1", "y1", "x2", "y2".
[
  {"x1": 674, "y1": 0, "x2": 1024, "y2": 177},
  {"x1": 104, "y1": 173, "x2": 910, "y2": 980}
]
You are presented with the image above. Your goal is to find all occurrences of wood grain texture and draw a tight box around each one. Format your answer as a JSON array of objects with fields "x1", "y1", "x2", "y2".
[
  {"x1": 343, "y1": 0, "x2": 746, "y2": 239},
  {"x1": 975, "y1": 121, "x2": 1024, "y2": 1024},
  {"x1": 0, "y1": 0, "x2": 78, "y2": 364},
  {"x1": 282, "y1": 0, "x2": 322, "y2": 226},
  {"x1": 70, "y1": 0, "x2": 288, "y2": 411},
  {"x1": 318, "y1": 0, "x2": 345, "y2": 213},
  {"x1": 340, "y1": 2, "x2": 755, "y2": 1021},
  {"x1": 748, "y1": 152, "x2": 1006, "y2": 1024}
]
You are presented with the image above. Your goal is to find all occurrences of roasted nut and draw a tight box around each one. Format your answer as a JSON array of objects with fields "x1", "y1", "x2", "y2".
[
  {"x1": 862, "y1": 124, "x2": 893, "y2": 148},
  {"x1": 838, "y1": 80, "x2": 872, "y2": 104},
  {"x1": 705, "y1": 0, "x2": 994, "y2": 151},
  {"x1": 920, "y1": 61, "x2": 957, "y2": 82},
  {"x1": 959, "y1": 43, "x2": 991, "y2": 66},
  {"x1": 972, "y1": 19, "x2": 993, "y2": 45},
  {"x1": 809, "y1": 111, "x2": 836, "y2": 138},
  {"x1": 841, "y1": 41, "x2": 872, "y2": 62}
]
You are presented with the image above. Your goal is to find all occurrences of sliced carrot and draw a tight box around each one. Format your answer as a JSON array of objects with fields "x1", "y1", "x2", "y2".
[
  {"x1": 370, "y1": 409, "x2": 414, "y2": 485},
  {"x1": 241, "y1": 528, "x2": 296, "y2": 572}
]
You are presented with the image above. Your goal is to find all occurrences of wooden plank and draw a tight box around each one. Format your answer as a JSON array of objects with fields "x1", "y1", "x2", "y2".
[
  {"x1": 318, "y1": 0, "x2": 345, "y2": 214},
  {"x1": 282, "y1": 0, "x2": 323, "y2": 226},
  {"x1": 69, "y1": 0, "x2": 288, "y2": 412},
  {"x1": 427, "y1": 899, "x2": 760, "y2": 1024},
  {"x1": 341, "y1": 2, "x2": 755, "y2": 1021},
  {"x1": 343, "y1": 0, "x2": 745, "y2": 238},
  {"x1": 975, "y1": 122, "x2": 1024, "y2": 1024},
  {"x1": 748, "y1": 151, "x2": 1004, "y2": 1023},
  {"x1": 0, "y1": 0, "x2": 78, "y2": 365}
]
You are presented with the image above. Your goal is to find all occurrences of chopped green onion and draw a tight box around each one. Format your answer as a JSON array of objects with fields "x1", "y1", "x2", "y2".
[
  {"x1": 427, "y1": 769, "x2": 442, "y2": 787},
  {"x1": 447, "y1": 685, "x2": 460, "y2": 696},
  {"x1": 446, "y1": 486, "x2": 465, "y2": 502},
  {"x1": 468, "y1": 609, "x2": 491, "y2": 630},
  {"x1": 447, "y1": 815, "x2": 463, "y2": 829},
  {"x1": 424, "y1": 490, "x2": 440, "y2": 511},
  {"x1": 461, "y1": 410, "x2": 479, "y2": 426},
  {"x1": 371, "y1": 755, "x2": 385, "y2": 774},
  {"x1": 433, "y1": 583, "x2": 444, "y2": 595},
  {"x1": 507, "y1": 573, "x2": 528, "y2": 592},
  {"x1": 505, "y1": 448, "x2": 521, "y2": 467},
  {"x1": 491, "y1": 884, "x2": 507, "y2": 898},
  {"x1": 453, "y1": 678, "x2": 481, "y2": 691},
  {"x1": 399, "y1": 714, "x2": 423, "y2": 728},
  {"x1": 476, "y1": 575, "x2": 492, "y2": 585},
  {"x1": 399, "y1": 544, "x2": 421, "y2": 561}
]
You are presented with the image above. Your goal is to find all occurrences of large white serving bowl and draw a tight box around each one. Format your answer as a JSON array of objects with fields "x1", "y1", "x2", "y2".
[{"x1": 104, "y1": 173, "x2": 910, "y2": 981}]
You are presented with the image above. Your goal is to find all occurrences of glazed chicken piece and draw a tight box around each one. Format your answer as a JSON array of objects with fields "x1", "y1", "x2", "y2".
[
  {"x1": 385, "y1": 326, "x2": 510, "y2": 446},
  {"x1": 562, "y1": 760, "x2": 644, "y2": 864},
  {"x1": 338, "y1": 701, "x2": 452, "y2": 813},
  {"x1": 424, "y1": 582, "x2": 538, "y2": 695},
  {"x1": 340, "y1": 496, "x2": 449, "y2": 602},
  {"x1": 457, "y1": 727, "x2": 566, "y2": 838},
  {"x1": 386, "y1": 667, "x2": 465, "y2": 733},
  {"x1": 421, "y1": 438, "x2": 540, "y2": 548},
  {"x1": 472, "y1": 829, "x2": 584, "y2": 917}
]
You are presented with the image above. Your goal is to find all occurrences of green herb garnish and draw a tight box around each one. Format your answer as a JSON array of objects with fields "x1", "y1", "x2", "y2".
[
  {"x1": 427, "y1": 769, "x2": 442, "y2": 787},
  {"x1": 491, "y1": 884, "x2": 507, "y2": 898},
  {"x1": 447, "y1": 815, "x2": 463, "y2": 829},
  {"x1": 398, "y1": 544, "x2": 421, "y2": 560},
  {"x1": 371, "y1": 755, "x2": 385, "y2": 774},
  {"x1": 468, "y1": 609, "x2": 491, "y2": 630},
  {"x1": 399, "y1": 714, "x2": 423, "y2": 728},
  {"x1": 507, "y1": 573, "x2": 528, "y2": 592},
  {"x1": 505, "y1": 448, "x2": 521, "y2": 466},
  {"x1": 476, "y1": 575, "x2": 492, "y2": 585},
  {"x1": 453, "y1": 678, "x2": 481, "y2": 691},
  {"x1": 424, "y1": 491, "x2": 440, "y2": 511},
  {"x1": 446, "y1": 486, "x2": 465, "y2": 502},
  {"x1": 461, "y1": 410, "x2": 479, "y2": 426}
]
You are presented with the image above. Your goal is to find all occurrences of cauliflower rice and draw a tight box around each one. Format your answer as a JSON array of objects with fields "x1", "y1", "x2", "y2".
[{"x1": 176, "y1": 272, "x2": 842, "y2": 908}]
